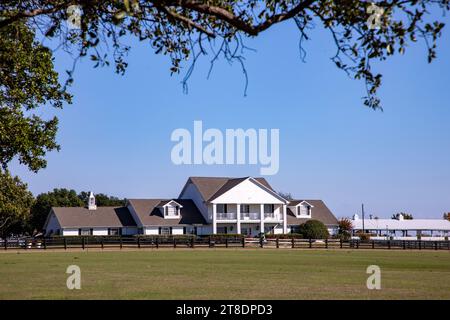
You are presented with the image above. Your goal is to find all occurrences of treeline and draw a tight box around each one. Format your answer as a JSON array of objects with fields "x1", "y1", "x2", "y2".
[{"x1": 0, "y1": 171, "x2": 125, "y2": 237}]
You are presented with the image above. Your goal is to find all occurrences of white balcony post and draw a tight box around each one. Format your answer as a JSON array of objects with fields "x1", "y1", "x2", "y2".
[
  {"x1": 260, "y1": 204, "x2": 265, "y2": 235},
  {"x1": 212, "y1": 204, "x2": 217, "y2": 234},
  {"x1": 282, "y1": 204, "x2": 287, "y2": 234},
  {"x1": 236, "y1": 204, "x2": 241, "y2": 235}
]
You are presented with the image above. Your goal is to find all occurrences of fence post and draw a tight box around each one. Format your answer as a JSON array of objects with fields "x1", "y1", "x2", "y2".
[
  {"x1": 276, "y1": 237, "x2": 279, "y2": 249},
  {"x1": 435, "y1": 241, "x2": 438, "y2": 250},
  {"x1": 120, "y1": 237, "x2": 123, "y2": 249},
  {"x1": 242, "y1": 237, "x2": 245, "y2": 248},
  {"x1": 387, "y1": 240, "x2": 391, "y2": 250},
  {"x1": 372, "y1": 240, "x2": 375, "y2": 249},
  {"x1": 137, "y1": 236, "x2": 141, "y2": 249},
  {"x1": 291, "y1": 238, "x2": 295, "y2": 249},
  {"x1": 156, "y1": 237, "x2": 159, "y2": 249},
  {"x1": 64, "y1": 237, "x2": 67, "y2": 250},
  {"x1": 403, "y1": 240, "x2": 406, "y2": 250},
  {"x1": 356, "y1": 240, "x2": 359, "y2": 249},
  {"x1": 309, "y1": 239, "x2": 312, "y2": 249},
  {"x1": 325, "y1": 239, "x2": 328, "y2": 249},
  {"x1": 43, "y1": 238, "x2": 47, "y2": 250},
  {"x1": 173, "y1": 237, "x2": 177, "y2": 248},
  {"x1": 419, "y1": 240, "x2": 422, "y2": 250},
  {"x1": 225, "y1": 237, "x2": 229, "y2": 248},
  {"x1": 81, "y1": 237, "x2": 85, "y2": 250},
  {"x1": 208, "y1": 236, "x2": 212, "y2": 248},
  {"x1": 191, "y1": 237, "x2": 195, "y2": 249},
  {"x1": 101, "y1": 238, "x2": 104, "y2": 250},
  {"x1": 260, "y1": 237, "x2": 264, "y2": 248},
  {"x1": 340, "y1": 238, "x2": 343, "y2": 249},
  {"x1": 4, "y1": 238, "x2": 7, "y2": 251}
]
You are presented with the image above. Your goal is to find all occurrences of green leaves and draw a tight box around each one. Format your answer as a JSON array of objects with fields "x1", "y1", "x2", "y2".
[
  {"x1": 0, "y1": 171, "x2": 34, "y2": 235},
  {"x1": 0, "y1": 22, "x2": 71, "y2": 172}
]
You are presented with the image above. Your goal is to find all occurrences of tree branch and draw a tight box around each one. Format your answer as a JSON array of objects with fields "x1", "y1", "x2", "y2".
[{"x1": 162, "y1": 6, "x2": 216, "y2": 38}]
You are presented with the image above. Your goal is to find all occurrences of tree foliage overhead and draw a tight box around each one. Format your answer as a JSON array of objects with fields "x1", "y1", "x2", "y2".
[
  {"x1": 0, "y1": 1, "x2": 449, "y2": 172},
  {"x1": 0, "y1": 21, "x2": 71, "y2": 173},
  {"x1": 1, "y1": 0, "x2": 448, "y2": 109}
]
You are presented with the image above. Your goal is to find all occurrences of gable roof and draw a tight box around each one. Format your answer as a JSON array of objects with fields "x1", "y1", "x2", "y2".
[
  {"x1": 287, "y1": 200, "x2": 338, "y2": 226},
  {"x1": 50, "y1": 206, "x2": 137, "y2": 228},
  {"x1": 127, "y1": 199, "x2": 206, "y2": 226},
  {"x1": 288, "y1": 200, "x2": 314, "y2": 207},
  {"x1": 181, "y1": 176, "x2": 277, "y2": 202}
]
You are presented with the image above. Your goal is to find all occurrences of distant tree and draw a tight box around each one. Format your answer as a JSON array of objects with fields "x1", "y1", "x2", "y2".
[
  {"x1": 391, "y1": 212, "x2": 413, "y2": 220},
  {"x1": 278, "y1": 192, "x2": 294, "y2": 201},
  {"x1": 337, "y1": 218, "x2": 353, "y2": 241},
  {"x1": 78, "y1": 192, "x2": 126, "y2": 206},
  {"x1": 29, "y1": 189, "x2": 83, "y2": 233},
  {"x1": 444, "y1": 213, "x2": 450, "y2": 221},
  {"x1": 0, "y1": 171, "x2": 34, "y2": 238},
  {"x1": 298, "y1": 220, "x2": 329, "y2": 239}
]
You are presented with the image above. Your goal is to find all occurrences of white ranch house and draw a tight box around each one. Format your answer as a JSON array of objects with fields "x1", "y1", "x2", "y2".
[{"x1": 43, "y1": 176, "x2": 339, "y2": 237}]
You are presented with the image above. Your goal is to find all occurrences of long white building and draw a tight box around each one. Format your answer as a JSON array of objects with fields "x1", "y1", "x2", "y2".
[{"x1": 43, "y1": 176, "x2": 339, "y2": 237}]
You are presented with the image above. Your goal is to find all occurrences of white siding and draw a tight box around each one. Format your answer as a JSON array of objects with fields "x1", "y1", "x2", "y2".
[
  {"x1": 44, "y1": 212, "x2": 61, "y2": 236},
  {"x1": 211, "y1": 179, "x2": 284, "y2": 204},
  {"x1": 179, "y1": 182, "x2": 209, "y2": 221},
  {"x1": 92, "y1": 228, "x2": 108, "y2": 236},
  {"x1": 171, "y1": 226, "x2": 184, "y2": 235},
  {"x1": 144, "y1": 227, "x2": 159, "y2": 235},
  {"x1": 62, "y1": 229, "x2": 79, "y2": 236}
]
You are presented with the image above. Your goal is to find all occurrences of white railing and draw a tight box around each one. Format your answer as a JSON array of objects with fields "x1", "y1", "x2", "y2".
[
  {"x1": 217, "y1": 213, "x2": 237, "y2": 220},
  {"x1": 241, "y1": 213, "x2": 260, "y2": 220}
]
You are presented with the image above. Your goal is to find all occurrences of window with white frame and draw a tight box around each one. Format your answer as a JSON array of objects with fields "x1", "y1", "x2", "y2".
[
  {"x1": 163, "y1": 203, "x2": 180, "y2": 218},
  {"x1": 298, "y1": 204, "x2": 311, "y2": 216}
]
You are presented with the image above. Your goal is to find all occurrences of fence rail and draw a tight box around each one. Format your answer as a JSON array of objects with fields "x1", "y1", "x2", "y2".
[{"x1": 1, "y1": 237, "x2": 450, "y2": 251}]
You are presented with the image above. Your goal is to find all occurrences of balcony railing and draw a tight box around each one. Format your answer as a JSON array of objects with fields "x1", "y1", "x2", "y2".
[
  {"x1": 217, "y1": 213, "x2": 237, "y2": 220},
  {"x1": 264, "y1": 212, "x2": 276, "y2": 219},
  {"x1": 240, "y1": 213, "x2": 260, "y2": 220}
]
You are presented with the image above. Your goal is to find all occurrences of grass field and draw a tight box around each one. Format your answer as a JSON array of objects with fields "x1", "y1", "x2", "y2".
[{"x1": 0, "y1": 249, "x2": 449, "y2": 299}]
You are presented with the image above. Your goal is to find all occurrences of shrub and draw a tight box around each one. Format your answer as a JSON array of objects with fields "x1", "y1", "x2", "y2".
[
  {"x1": 337, "y1": 218, "x2": 353, "y2": 241},
  {"x1": 298, "y1": 220, "x2": 329, "y2": 239}
]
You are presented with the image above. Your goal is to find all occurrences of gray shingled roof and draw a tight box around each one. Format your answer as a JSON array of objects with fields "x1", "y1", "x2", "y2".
[
  {"x1": 183, "y1": 176, "x2": 275, "y2": 202},
  {"x1": 127, "y1": 199, "x2": 206, "y2": 226},
  {"x1": 51, "y1": 206, "x2": 137, "y2": 228},
  {"x1": 287, "y1": 200, "x2": 338, "y2": 226}
]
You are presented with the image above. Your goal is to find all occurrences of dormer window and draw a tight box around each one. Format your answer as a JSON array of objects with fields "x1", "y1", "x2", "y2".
[
  {"x1": 160, "y1": 200, "x2": 182, "y2": 219},
  {"x1": 298, "y1": 204, "x2": 311, "y2": 217}
]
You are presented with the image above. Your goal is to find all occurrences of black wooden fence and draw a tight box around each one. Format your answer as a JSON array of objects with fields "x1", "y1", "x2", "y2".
[{"x1": 2, "y1": 237, "x2": 450, "y2": 251}]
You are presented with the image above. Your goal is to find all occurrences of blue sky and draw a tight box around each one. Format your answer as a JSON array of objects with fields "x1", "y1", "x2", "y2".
[{"x1": 11, "y1": 15, "x2": 450, "y2": 219}]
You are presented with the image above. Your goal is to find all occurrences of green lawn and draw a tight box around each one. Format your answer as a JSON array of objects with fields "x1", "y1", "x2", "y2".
[{"x1": 0, "y1": 249, "x2": 449, "y2": 299}]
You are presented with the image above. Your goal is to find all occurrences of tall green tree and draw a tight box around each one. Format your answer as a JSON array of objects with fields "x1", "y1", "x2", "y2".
[
  {"x1": 0, "y1": 21, "x2": 71, "y2": 172},
  {"x1": 0, "y1": 171, "x2": 34, "y2": 237}
]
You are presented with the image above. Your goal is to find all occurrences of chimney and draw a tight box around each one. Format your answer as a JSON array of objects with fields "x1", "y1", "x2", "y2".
[{"x1": 88, "y1": 191, "x2": 97, "y2": 210}]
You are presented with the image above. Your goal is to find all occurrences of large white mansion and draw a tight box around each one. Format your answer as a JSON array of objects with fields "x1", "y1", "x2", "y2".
[{"x1": 43, "y1": 176, "x2": 338, "y2": 237}]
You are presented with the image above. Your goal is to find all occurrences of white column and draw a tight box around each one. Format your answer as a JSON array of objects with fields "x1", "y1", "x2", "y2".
[
  {"x1": 282, "y1": 204, "x2": 287, "y2": 234},
  {"x1": 260, "y1": 204, "x2": 265, "y2": 235},
  {"x1": 236, "y1": 204, "x2": 241, "y2": 235},
  {"x1": 212, "y1": 204, "x2": 217, "y2": 234}
]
